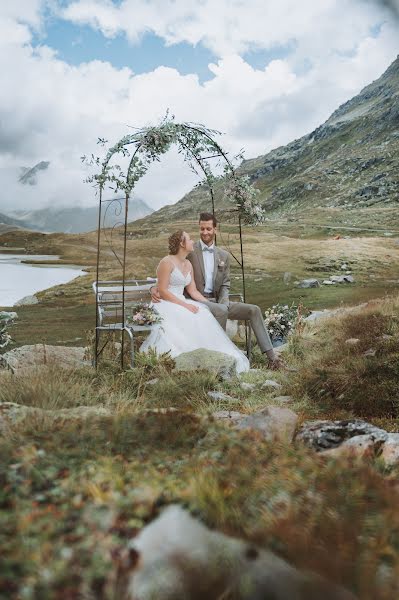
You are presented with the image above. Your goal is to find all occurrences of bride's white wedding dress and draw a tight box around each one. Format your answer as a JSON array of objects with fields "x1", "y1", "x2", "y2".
[{"x1": 140, "y1": 267, "x2": 249, "y2": 374}]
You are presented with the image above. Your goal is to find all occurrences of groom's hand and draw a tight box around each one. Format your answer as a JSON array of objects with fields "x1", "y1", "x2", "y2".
[
  {"x1": 184, "y1": 303, "x2": 199, "y2": 314},
  {"x1": 150, "y1": 286, "x2": 161, "y2": 303}
]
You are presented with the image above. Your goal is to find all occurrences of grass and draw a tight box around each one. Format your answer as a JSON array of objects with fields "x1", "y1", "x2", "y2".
[{"x1": 2, "y1": 297, "x2": 399, "y2": 598}]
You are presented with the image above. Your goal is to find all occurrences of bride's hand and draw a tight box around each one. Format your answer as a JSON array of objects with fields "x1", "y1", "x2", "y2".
[{"x1": 184, "y1": 303, "x2": 199, "y2": 314}]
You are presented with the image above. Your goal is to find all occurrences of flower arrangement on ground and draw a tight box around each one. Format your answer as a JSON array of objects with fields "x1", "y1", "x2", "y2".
[
  {"x1": 0, "y1": 311, "x2": 17, "y2": 349},
  {"x1": 264, "y1": 303, "x2": 307, "y2": 344},
  {"x1": 127, "y1": 303, "x2": 162, "y2": 327}
]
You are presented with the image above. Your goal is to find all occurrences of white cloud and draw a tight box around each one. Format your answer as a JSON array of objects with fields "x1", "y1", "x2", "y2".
[{"x1": 0, "y1": 1, "x2": 398, "y2": 213}]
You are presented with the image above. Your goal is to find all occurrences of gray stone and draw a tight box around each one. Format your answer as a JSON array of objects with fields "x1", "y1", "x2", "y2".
[
  {"x1": 345, "y1": 338, "x2": 360, "y2": 346},
  {"x1": 381, "y1": 433, "x2": 399, "y2": 467},
  {"x1": 226, "y1": 319, "x2": 238, "y2": 340},
  {"x1": 146, "y1": 378, "x2": 159, "y2": 386},
  {"x1": 240, "y1": 382, "x2": 256, "y2": 392},
  {"x1": 320, "y1": 434, "x2": 378, "y2": 459},
  {"x1": 174, "y1": 349, "x2": 237, "y2": 380},
  {"x1": 235, "y1": 405, "x2": 298, "y2": 442},
  {"x1": 283, "y1": 272, "x2": 292, "y2": 284},
  {"x1": 296, "y1": 278, "x2": 320, "y2": 288},
  {"x1": 261, "y1": 379, "x2": 282, "y2": 390},
  {"x1": 14, "y1": 294, "x2": 39, "y2": 306},
  {"x1": 212, "y1": 410, "x2": 244, "y2": 423},
  {"x1": 0, "y1": 344, "x2": 88, "y2": 373},
  {"x1": 296, "y1": 419, "x2": 388, "y2": 451},
  {"x1": 122, "y1": 505, "x2": 356, "y2": 600}
]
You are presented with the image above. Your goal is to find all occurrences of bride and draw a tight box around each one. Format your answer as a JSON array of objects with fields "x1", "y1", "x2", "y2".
[{"x1": 140, "y1": 230, "x2": 249, "y2": 374}]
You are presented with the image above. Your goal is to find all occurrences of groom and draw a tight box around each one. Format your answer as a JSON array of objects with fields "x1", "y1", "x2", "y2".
[{"x1": 153, "y1": 212, "x2": 282, "y2": 369}]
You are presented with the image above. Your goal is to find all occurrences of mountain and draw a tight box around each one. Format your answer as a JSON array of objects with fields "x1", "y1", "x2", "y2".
[
  {"x1": 140, "y1": 55, "x2": 399, "y2": 228},
  {"x1": 6, "y1": 199, "x2": 154, "y2": 234},
  {"x1": 19, "y1": 161, "x2": 50, "y2": 185}
]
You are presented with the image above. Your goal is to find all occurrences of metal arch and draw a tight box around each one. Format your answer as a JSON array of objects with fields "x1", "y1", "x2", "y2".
[{"x1": 94, "y1": 121, "x2": 248, "y2": 369}]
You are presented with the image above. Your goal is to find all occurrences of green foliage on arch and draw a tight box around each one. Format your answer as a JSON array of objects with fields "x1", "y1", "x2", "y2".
[{"x1": 82, "y1": 113, "x2": 263, "y2": 223}]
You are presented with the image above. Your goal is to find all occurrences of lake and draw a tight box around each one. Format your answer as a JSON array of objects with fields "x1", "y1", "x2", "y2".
[{"x1": 0, "y1": 254, "x2": 86, "y2": 307}]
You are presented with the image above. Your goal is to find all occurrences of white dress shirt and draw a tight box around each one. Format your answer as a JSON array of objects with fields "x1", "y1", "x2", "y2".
[{"x1": 200, "y1": 240, "x2": 215, "y2": 293}]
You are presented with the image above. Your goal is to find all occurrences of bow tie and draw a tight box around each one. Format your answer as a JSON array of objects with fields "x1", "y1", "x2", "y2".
[{"x1": 202, "y1": 246, "x2": 214, "y2": 253}]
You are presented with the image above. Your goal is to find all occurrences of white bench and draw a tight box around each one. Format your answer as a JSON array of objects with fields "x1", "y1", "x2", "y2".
[
  {"x1": 93, "y1": 278, "x2": 157, "y2": 367},
  {"x1": 93, "y1": 281, "x2": 252, "y2": 368}
]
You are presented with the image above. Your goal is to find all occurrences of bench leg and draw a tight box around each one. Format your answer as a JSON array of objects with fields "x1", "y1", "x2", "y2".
[
  {"x1": 124, "y1": 327, "x2": 135, "y2": 368},
  {"x1": 246, "y1": 322, "x2": 252, "y2": 363}
]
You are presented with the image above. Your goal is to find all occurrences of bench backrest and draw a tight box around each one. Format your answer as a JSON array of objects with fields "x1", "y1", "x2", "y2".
[{"x1": 93, "y1": 279, "x2": 156, "y2": 325}]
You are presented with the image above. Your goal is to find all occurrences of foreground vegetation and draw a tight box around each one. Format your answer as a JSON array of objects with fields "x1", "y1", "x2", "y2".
[{"x1": 1, "y1": 295, "x2": 399, "y2": 598}]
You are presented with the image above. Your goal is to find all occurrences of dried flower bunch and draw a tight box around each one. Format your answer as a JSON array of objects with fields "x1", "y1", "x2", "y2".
[
  {"x1": 0, "y1": 311, "x2": 17, "y2": 349},
  {"x1": 264, "y1": 303, "x2": 303, "y2": 343}
]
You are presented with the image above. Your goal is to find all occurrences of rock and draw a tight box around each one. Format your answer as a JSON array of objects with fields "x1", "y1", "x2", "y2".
[
  {"x1": 320, "y1": 434, "x2": 378, "y2": 459},
  {"x1": 261, "y1": 379, "x2": 282, "y2": 390},
  {"x1": 122, "y1": 505, "x2": 356, "y2": 600},
  {"x1": 235, "y1": 405, "x2": 298, "y2": 442},
  {"x1": 0, "y1": 402, "x2": 111, "y2": 434},
  {"x1": 226, "y1": 319, "x2": 238, "y2": 340},
  {"x1": 380, "y1": 433, "x2": 399, "y2": 467},
  {"x1": 329, "y1": 275, "x2": 355, "y2": 284},
  {"x1": 283, "y1": 272, "x2": 292, "y2": 284},
  {"x1": 207, "y1": 391, "x2": 235, "y2": 402},
  {"x1": 0, "y1": 345, "x2": 88, "y2": 373},
  {"x1": 322, "y1": 280, "x2": 335, "y2": 285},
  {"x1": 146, "y1": 378, "x2": 159, "y2": 386},
  {"x1": 345, "y1": 338, "x2": 360, "y2": 346},
  {"x1": 296, "y1": 278, "x2": 320, "y2": 288},
  {"x1": 174, "y1": 349, "x2": 237, "y2": 380},
  {"x1": 14, "y1": 294, "x2": 39, "y2": 306},
  {"x1": 212, "y1": 410, "x2": 244, "y2": 423},
  {"x1": 363, "y1": 348, "x2": 376, "y2": 357},
  {"x1": 240, "y1": 382, "x2": 256, "y2": 392},
  {"x1": 296, "y1": 419, "x2": 388, "y2": 451}
]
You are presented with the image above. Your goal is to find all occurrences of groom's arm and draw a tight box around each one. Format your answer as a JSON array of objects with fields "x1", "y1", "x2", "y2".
[{"x1": 218, "y1": 254, "x2": 230, "y2": 306}]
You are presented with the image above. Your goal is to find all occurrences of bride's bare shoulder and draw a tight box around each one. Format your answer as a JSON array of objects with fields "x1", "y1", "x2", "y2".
[{"x1": 157, "y1": 256, "x2": 174, "y2": 270}]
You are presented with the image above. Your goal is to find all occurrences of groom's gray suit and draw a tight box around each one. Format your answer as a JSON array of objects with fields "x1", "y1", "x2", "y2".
[{"x1": 187, "y1": 241, "x2": 273, "y2": 353}]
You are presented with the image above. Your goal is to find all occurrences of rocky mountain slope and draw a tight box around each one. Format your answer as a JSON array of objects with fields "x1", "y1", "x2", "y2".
[
  {"x1": 141, "y1": 55, "x2": 399, "y2": 228},
  {"x1": 7, "y1": 199, "x2": 153, "y2": 234}
]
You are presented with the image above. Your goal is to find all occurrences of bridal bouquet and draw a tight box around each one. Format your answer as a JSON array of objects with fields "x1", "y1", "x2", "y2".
[
  {"x1": 127, "y1": 303, "x2": 162, "y2": 327},
  {"x1": 264, "y1": 303, "x2": 301, "y2": 343}
]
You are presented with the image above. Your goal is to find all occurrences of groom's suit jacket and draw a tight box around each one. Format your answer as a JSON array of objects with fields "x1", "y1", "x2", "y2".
[{"x1": 187, "y1": 241, "x2": 230, "y2": 305}]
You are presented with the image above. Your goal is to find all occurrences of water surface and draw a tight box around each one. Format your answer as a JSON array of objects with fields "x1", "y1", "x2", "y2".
[{"x1": 0, "y1": 254, "x2": 86, "y2": 307}]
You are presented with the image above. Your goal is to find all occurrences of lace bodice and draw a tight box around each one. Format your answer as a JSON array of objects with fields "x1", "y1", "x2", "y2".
[{"x1": 168, "y1": 267, "x2": 191, "y2": 297}]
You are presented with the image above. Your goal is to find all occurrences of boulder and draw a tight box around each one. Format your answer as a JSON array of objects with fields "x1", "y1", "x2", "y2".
[
  {"x1": 381, "y1": 433, "x2": 399, "y2": 467},
  {"x1": 0, "y1": 344, "x2": 88, "y2": 373},
  {"x1": 235, "y1": 405, "x2": 298, "y2": 443},
  {"x1": 174, "y1": 349, "x2": 237, "y2": 380},
  {"x1": 14, "y1": 294, "x2": 39, "y2": 306},
  {"x1": 296, "y1": 419, "x2": 388, "y2": 451},
  {"x1": 320, "y1": 434, "x2": 377, "y2": 459},
  {"x1": 121, "y1": 505, "x2": 356, "y2": 600},
  {"x1": 296, "y1": 278, "x2": 320, "y2": 288}
]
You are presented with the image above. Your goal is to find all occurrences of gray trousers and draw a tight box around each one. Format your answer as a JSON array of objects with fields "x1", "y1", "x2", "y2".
[{"x1": 202, "y1": 299, "x2": 273, "y2": 353}]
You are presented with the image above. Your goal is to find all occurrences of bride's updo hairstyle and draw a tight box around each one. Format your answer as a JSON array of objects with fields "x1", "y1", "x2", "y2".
[{"x1": 168, "y1": 230, "x2": 185, "y2": 255}]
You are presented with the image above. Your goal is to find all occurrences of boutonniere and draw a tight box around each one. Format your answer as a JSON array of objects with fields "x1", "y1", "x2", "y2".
[{"x1": 218, "y1": 260, "x2": 225, "y2": 268}]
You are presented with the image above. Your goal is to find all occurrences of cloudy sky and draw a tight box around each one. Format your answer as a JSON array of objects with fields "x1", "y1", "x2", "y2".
[{"x1": 0, "y1": 0, "x2": 398, "y2": 213}]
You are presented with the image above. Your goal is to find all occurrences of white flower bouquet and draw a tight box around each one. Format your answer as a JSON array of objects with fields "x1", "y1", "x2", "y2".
[
  {"x1": 0, "y1": 311, "x2": 17, "y2": 349},
  {"x1": 127, "y1": 303, "x2": 162, "y2": 327},
  {"x1": 264, "y1": 303, "x2": 303, "y2": 344}
]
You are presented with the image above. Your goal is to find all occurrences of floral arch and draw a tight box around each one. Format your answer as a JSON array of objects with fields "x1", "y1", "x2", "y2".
[{"x1": 86, "y1": 114, "x2": 263, "y2": 367}]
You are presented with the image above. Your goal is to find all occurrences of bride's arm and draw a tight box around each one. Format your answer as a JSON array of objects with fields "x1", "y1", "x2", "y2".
[
  {"x1": 185, "y1": 264, "x2": 207, "y2": 302},
  {"x1": 157, "y1": 259, "x2": 199, "y2": 313}
]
